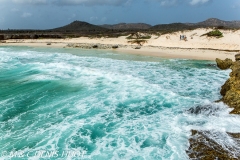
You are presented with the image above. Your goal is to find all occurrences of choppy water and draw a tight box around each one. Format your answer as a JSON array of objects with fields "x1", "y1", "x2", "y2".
[{"x1": 1, "y1": 46, "x2": 240, "y2": 160}]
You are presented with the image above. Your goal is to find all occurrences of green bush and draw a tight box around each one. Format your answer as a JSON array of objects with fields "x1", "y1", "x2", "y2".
[
  {"x1": 126, "y1": 33, "x2": 151, "y2": 39},
  {"x1": 201, "y1": 30, "x2": 223, "y2": 38},
  {"x1": 127, "y1": 39, "x2": 147, "y2": 45}
]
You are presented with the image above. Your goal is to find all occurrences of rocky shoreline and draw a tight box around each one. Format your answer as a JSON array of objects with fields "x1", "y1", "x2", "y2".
[
  {"x1": 65, "y1": 43, "x2": 126, "y2": 49},
  {"x1": 187, "y1": 54, "x2": 240, "y2": 159},
  {"x1": 187, "y1": 130, "x2": 240, "y2": 160},
  {"x1": 216, "y1": 56, "x2": 240, "y2": 114},
  {"x1": 64, "y1": 43, "x2": 240, "y2": 54}
]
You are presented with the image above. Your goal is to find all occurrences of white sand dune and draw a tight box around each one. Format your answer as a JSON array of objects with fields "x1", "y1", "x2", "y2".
[{"x1": 1, "y1": 28, "x2": 239, "y2": 60}]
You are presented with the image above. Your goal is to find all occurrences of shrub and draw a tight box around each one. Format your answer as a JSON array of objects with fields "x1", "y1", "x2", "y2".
[
  {"x1": 126, "y1": 33, "x2": 151, "y2": 39},
  {"x1": 127, "y1": 39, "x2": 147, "y2": 46},
  {"x1": 201, "y1": 30, "x2": 223, "y2": 38}
]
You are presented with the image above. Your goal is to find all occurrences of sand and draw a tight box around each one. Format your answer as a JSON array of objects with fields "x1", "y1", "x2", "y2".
[{"x1": 1, "y1": 28, "x2": 239, "y2": 60}]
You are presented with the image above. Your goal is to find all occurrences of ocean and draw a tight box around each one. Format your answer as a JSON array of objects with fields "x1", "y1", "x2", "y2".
[{"x1": 0, "y1": 46, "x2": 240, "y2": 160}]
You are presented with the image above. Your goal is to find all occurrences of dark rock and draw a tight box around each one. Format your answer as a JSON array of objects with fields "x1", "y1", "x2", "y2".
[
  {"x1": 187, "y1": 105, "x2": 219, "y2": 115},
  {"x1": 216, "y1": 58, "x2": 233, "y2": 70},
  {"x1": 216, "y1": 59, "x2": 240, "y2": 114},
  {"x1": 187, "y1": 130, "x2": 240, "y2": 160},
  {"x1": 46, "y1": 43, "x2": 51, "y2": 45},
  {"x1": 235, "y1": 53, "x2": 240, "y2": 61},
  {"x1": 92, "y1": 44, "x2": 98, "y2": 48},
  {"x1": 207, "y1": 64, "x2": 216, "y2": 67},
  {"x1": 112, "y1": 45, "x2": 118, "y2": 49},
  {"x1": 135, "y1": 46, "x2": 141, "y2": 49},
  {"x1": 187, "y1": 58, "x2": 240, "y2": 160},
  {"x1": 220, "y1": 79, "x2": 231, "y2": 96}
]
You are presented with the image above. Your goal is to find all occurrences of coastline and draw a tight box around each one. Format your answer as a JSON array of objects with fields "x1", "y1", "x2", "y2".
[
  {"x1": 1, "y1": 29, "x2": 240, "y2": 159},
  {"x1": 1, "y1": 28, "x2": 239, "y2": 60},
  {"x1": 0, "y1": 41, "x2": 236, "y2": 61}
]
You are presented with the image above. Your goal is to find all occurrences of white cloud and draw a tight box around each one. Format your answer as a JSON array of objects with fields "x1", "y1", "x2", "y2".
[
  {"x1": 21, "y1": 12, "x2": 32, "y2": 18},
  {"x1": 232, "y1": 2, "x2": 240, "y2": 9},
  {"x1": 189, "y1": 0, "x2": 210, "y2": 5},
  {"x1": 11, "y1": 8, "x2": 19, "y2": 12},
  {"x1": 149, "y1": 0, "x2": 177, "y2": 6},
  {"x1": 12, "y1": 0, "x2": 47, "y2": 4},
  {"x1": 5, "y1": 0, "x2": 132, "y2": 6},
  {"x1": 55, "y1": 0, "x2": 131, "y2": 6},
  {"x1": 152, "y1": 0, "x2": 212, "y2": 6},
  {"x1": 1, "y1": 0, "x2": 212, "y2": 6},
  {"x1": 158, "y1": 0, "x2": 177, "y2": 6},
  {"x1": 0, "y1": 0, "x2": 130, "y2": 6},
  {"x1": 90, "y1": 16, "x2": 98, "y2": 21}
]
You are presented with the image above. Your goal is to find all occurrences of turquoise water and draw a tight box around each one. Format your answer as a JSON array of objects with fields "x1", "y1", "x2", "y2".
[{"x1": 1, "y1": 46, "x2": 240, "y2": 160}]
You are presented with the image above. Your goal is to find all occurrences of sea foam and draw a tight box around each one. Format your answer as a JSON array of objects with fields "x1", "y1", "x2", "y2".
[{"x1": 0, "y1": 46, "x2": 239, "y2": 160}]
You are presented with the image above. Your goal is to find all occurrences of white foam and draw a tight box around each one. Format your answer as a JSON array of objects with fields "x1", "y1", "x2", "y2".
[{"x1": 0, "y1": 47, "x2": 238, "y2": 159}]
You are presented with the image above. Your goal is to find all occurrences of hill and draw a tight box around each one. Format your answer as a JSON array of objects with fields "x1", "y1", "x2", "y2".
[
  {"x1": 149, "y1": 18, "x2": 240, "y2": 31},
  {"x1": 52, "y1": 20, "x2": 107, "y2": 32},
  {"x1": 150, "y1": 23, "x2": 195, "y2": 31},
  {"x1": 100, "y1": 23, "x2": 152, "y2": 30},
  {"x1": 50, "y1": 18, "x2": 240, "y2": 33},
  {"x1": 195, "y1": 18, "x2": 240, "y2": 28}
]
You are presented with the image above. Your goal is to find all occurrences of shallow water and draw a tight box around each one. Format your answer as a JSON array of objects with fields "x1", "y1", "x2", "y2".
[{"x1": 0, "y1": 46, "x2": 240, "y2": 160}]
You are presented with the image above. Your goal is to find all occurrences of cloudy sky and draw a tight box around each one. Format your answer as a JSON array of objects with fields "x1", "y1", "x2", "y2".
[{"x1": 0, "y1": 0, "x2": 240, "y2": 29}]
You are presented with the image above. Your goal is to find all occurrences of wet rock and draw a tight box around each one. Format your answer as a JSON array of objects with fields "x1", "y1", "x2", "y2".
[
  {"x1": 187, "y1": 130, "x2": 240, "y2": 160},
  {"x1": 65, "y1": 43, "x2": 127, "y2": 50},
  {"x1": 235, "y1": 53, "x2": 240, "y2": 61},
  {"x1": 216, "y1": 58, "x2": 233, "y2": 70},
  {"x1": 46, "y1": 43, "x2": 51, "y2": 45},
  {"x1": 207, "y1": 64, "x2": 216, "y2": 67},
  {"x1": 112, "y1": 45, "x2": 118, "y2": 49},
  {"x1": 217, "y1": 59, "x2": 240, "y2": 114},
  {"x1": 187, "y1": 57, "x2": 240, "y2": 160},
  {"x1": 92, "y1": 44, "x2": 98, "y2": 48},
  {"x1": 187, "y1": 105, "x2": 219, "y2": 115}
]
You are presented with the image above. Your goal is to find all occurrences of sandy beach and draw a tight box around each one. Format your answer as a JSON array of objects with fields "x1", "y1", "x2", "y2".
[{"x1": 1, "y1": 28, "x2": 239, "y2": 60}]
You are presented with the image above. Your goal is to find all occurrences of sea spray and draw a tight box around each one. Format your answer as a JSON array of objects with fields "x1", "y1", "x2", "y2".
[{"x1": 0, "y1": 46, "x2": 240, "y2": 160}]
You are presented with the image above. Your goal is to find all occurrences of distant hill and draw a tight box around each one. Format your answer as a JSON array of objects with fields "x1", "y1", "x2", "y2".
[
  {"x1": 100, "y1": 23, "x2": 152, "y2": 30},
  {"x1": 195, "y1": 18, "x2": 240, "y2": 28},
  {"x1": 150, "y1": 23, "x2": 194, "y2": 31},
  {"x1": 52, "y1": 20, "x2": 107, "y2": 32},
  {"x1": 49, "y1": 18, "x2": 240, "y2": 33},
  {"x1": 149, "y1": 18, "x2": 240, "y2": 31}
]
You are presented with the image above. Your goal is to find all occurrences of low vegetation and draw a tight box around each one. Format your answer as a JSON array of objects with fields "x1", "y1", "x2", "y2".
[
  {"x1": 127, "y1": 39, "x2": 147, "y2": 46},
  {"x1": 126, "y1": 32, "x2": 151, "y2": 46},
  {"x1": 201, "y1": 29, "x2": 223, "y2": 38},
  {"x1": 126, "y1": 34, "x2": 151, "y2": 39}
]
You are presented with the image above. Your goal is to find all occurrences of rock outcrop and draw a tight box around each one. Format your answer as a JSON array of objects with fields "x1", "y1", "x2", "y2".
[
  {"x1": 216, "y1": 55, "x2": 240, "y2": 114},
  {"x1": 112, "y1": 45, "x2": 118, "y2": 49},
  {"x1": 187, "y1": 55, "x2": 240, "y2": 159},
  {"x1": 66, "y1": 43, "x2": 126, "y2": 49},
  {"x1": 235, "y1": 53, "x2": 240, "y2": 61},
  {"x1": 187, "y1": 130, "x2": 240, "y2": 160},
  {"x1": 216, "y1": 58, "x2": 233, "y2": 70}
]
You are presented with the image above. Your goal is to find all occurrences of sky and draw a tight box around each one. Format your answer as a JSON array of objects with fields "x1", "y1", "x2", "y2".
[{"x1": 0, "y1": 0, "x2": 240, "y2": 29}]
